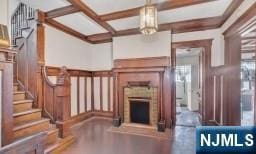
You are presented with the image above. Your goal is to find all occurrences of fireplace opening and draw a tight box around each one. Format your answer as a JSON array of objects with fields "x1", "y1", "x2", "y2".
[{"x1": 130, "y1": 99, "x2": 150, "y2": 124}]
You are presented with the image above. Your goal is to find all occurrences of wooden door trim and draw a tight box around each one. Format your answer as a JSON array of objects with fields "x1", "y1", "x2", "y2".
[
  {"x1": 171, "y1": 39, "x2": 213, "y2": 126},
  {"x1": 224, "y1": 4, "x2": 256, "y2": 125}
]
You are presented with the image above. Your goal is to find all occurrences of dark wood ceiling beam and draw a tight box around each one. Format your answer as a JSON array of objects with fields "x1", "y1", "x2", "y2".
[
  {"x1": 68, "y1": 0, "x2": 116, "y2": 34},
  {"x1": 99, "y1": 0, "x2": 217, "y2": 21},
  {"x1": 45, "y1": 5, "x2": 80, "y2": 19},
  {"x1": 45, "y1": 18, "x2": 92, "y2": 43},
  {"x1": 219, "y1": 0, "x2": 244, "y2": 26},
  {"x1": 87, "y1": 16, "x2": 222, "y2": 43},
  {"x1": 43, "y1": 0, "x2": 243, "y2": 44}
]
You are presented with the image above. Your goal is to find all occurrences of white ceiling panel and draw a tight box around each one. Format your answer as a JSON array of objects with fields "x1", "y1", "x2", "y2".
[
  {"x1": 81, "y1": 0, "x2": 167, "y2": 15},
  {"x1": 108, "y1": 0, "x2": 232, "y2": 31},
  {"x1": 55, "y1": 13, "x2": 108, "y2": 35},
  {"x1": 158, "y1": 0, "x2": 233, "y2": 24},
  {"x1": 21, "y1": 0, "x2": 70, "y2": 12},
  {"x1": 108, "y1": 16, "x2": 140, "y2": 31}
]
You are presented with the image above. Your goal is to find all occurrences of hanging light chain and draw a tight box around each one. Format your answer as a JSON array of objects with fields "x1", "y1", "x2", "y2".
[{"x1": 146, "y1": 0, "x2": 152, "y2": 5}]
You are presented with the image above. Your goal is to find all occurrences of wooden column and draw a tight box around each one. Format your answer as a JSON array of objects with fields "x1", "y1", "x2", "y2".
[
  {"x1": 158, "y1": 71, "x2": 165, "y2": 132},
  {"x1": 113, "y1": 72, "x2": 121, "y2": 126},
  {"x1": 55, "y1": 66, "x2": 72, "y2": 138},
  {"x1": 36, "y1": 22, "x2": 45, "y2": 109},
  {"x1": 223, "y1": 34, "x2": 241, "y2": 125}
]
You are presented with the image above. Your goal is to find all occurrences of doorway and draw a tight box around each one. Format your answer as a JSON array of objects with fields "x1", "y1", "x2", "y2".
[
  {"x1": 171, "y1": 39, "x2": 212, "y2": 126},
  {"x1": 175, "y1": 48, "x2": 202, "y2": 127},
  {"x1": 240, "y1": 17, "x2": 256, "y2": 126}
]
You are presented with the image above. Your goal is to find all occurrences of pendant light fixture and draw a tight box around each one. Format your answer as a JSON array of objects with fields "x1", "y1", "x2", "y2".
[{"x1": 140, "y1": 0, "x2": 158, "y2": 35}]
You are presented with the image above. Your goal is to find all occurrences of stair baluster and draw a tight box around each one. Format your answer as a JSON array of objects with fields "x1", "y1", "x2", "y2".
[{"x1": 11, "y1": 3, "x2": 35, "y2": 46}]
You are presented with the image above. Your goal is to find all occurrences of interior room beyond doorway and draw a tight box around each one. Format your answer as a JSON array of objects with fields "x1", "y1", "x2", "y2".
[{"x1": 175, "y1": 48, "x2": 202, "y2": 127}]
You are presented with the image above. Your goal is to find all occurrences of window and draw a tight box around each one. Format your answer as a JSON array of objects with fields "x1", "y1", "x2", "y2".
[
  {"x1": 176, "y1": 65, "x2": 192, "y2": 82},
  {"x1": 241, "y1": 60, "x2": 255, "y2": 81}
]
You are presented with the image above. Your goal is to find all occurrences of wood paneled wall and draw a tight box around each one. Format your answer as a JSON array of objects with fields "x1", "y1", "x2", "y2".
[
  {"x1": 93, "y1": 71, "x2": 114, "y2": 113},
  {"x1": 0, "y1": 132, "x2": 46, "y2": 154},
  {"x1": 14, "y1": 15, "x2": 45, "y2": 109},
  {"x1": 0, "y1": 48, "x2": 17, "y2": 146},
  {"x1": 209, "y1": 66, "x2": 226, "y2": 125},
  {"x1": 45, "y1": 67, "x2": 114, "y2": 119}
]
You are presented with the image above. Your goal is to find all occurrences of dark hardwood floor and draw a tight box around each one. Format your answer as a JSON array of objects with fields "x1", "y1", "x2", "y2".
[{"x1": 61, "y1": 118, "x2": 196, "y2": 154}]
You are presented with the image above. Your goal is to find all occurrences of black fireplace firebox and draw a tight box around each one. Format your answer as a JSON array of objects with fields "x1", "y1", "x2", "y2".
[{"x1": 130, "y1": 99, "x2": 150, "y2": 124}]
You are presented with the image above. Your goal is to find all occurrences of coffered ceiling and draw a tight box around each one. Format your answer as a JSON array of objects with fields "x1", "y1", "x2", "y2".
[{"x1": 21, "y1": 0, "x2": 243, "y2": 44}]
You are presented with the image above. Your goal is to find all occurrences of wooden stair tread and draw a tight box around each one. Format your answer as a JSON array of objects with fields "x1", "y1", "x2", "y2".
[
  {"x1": 13, "y1": 109, "x2": 41, "y2": 117},
  {"x1": 13, "y1": 83, "x2": 19, "y2": 86},
  {"x1": 14, "y1": 91, "x2": 25, "y2": 94},
  {"x1": 14, "y1": 118, "x2": 50, "y2": 131},
  {"x1": 47, "y1": 124, "x2": 57, "y2": 134},
  {"x1": 44, "y1": 136, "x2": 75, "y2": 154},
  {"x1": 13, "y1": 99, "x2": 33, "y2": 104},
  {"x1": 47, "y1": 127, "x2": 58, "y2": 135},
  {"x1": 13, "y1": 124, "x2": 58, "y2": 143}
]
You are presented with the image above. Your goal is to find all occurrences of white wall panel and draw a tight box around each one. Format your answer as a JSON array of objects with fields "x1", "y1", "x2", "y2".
[
  {"x1": 102, "y1": 77, "x2": 108, "y2": 111},
  {"x1": 79, "y1": 77, "x2": 85, "y2": 113},
  {"x1": 45, "y1": 25, "x2": 92, "y2": 70},
  {"x1": 0, "y1": 0, "x2": 8, "y2": 25},
  {"x1": 93, "y1": 77, "x2": 101, "y2": 110},
  {"x1": 71, "y1": 77, "x2": 78, "y2": 116},
  {"x1": 87, "y1": 77, "x2": 92, "y2": 111},
  {"x1": 91, "y1": 43, "x2": 113, "y2": 71},
  {"x1": 113, "y1": 31, "x2": 171, "y2": 59},
  {"x1": 110, "y1": 77, "x2": 114, "y2": 111}
]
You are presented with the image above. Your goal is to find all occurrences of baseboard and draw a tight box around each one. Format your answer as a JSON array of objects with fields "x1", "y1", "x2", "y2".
[
  {"x1": 204, "y1": 120, "x2": 221, "y2": 126},
  {"x1": 68, "y1": 111, "x2": 113, "y2": 126},
  {"x1": 92, "y1": 111, "x2": 113, "y2": 118},
  {"x1": 69, "y1": 112, "x2": 93, "y2": 126}
]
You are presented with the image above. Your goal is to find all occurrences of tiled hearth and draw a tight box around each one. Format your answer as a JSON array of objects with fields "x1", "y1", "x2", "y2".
[{"x1": 124, "y1": 87, "x2": 158, "y2": 127}]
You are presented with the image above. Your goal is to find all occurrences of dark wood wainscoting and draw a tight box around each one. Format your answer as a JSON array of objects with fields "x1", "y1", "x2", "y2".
[
  {"x1": 45, "y1": 66, "x2": 114, "y2": 126},
  {"x1": 14, "y1": 15, "x2": 45, "y2": 109},
  {"x1": 0, "y1": 132, "x2": 46, "y2": 154},
  {"x1": 209, "y1": 66, "x2": 226, "y2": 125}
]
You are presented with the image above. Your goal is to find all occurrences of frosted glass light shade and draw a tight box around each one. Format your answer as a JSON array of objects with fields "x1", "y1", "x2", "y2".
[{"x1": 140, "y1": 4, "x2": 158, "y2": 35}]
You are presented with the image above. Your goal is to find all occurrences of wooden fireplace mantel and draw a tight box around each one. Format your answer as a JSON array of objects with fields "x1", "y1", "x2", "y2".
[{"x1": 112, "y1": 56, "x2": 172, "y2": 129}]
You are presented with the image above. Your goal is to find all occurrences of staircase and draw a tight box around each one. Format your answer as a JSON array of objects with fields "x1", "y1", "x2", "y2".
[
  {"x1": 9, "y1": 3, "x2": 75, "y2": 153},
  {"x1": 13, "y1": 83, "x2": 74, "y2": 153}
]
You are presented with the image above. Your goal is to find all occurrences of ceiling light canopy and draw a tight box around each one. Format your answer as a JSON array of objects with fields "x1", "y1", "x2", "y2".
[{"x1": 140, "y1": 0, "x2": 158, "y2": 35}]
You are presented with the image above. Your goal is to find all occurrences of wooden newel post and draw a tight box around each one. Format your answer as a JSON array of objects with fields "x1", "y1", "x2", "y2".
[{"x1": 55, "y1": 66, "x2": 71, "y2": 138}]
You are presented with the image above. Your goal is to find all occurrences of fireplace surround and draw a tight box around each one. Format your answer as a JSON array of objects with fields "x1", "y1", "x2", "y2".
[
  {"x1": 112, "y1": 56, "x2": 173, "y2": 131},
  {"x1": 124, "y1": 87, "x2": 158, "y2": 126}
]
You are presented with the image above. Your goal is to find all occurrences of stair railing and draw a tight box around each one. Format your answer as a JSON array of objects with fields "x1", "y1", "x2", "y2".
[
  {"x1": 11, "y1": 3, "x2": 35, "y2": 45},
  {"x1": 42, "y1": 66, "x2": 72, "y2": 138}
]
